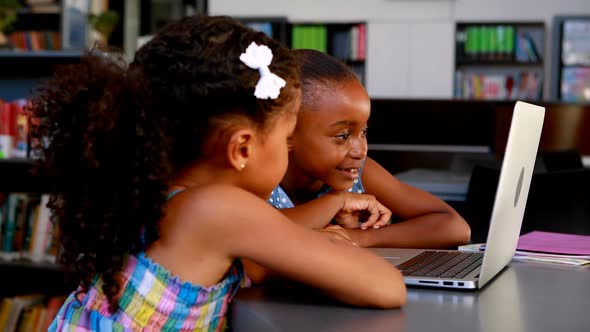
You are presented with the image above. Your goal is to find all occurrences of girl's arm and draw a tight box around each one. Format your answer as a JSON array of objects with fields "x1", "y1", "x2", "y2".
[
  {"x1": 279, "y1": 191, "x2": 389, "y2": 230},
  {"x1": 200, "y1": 185, "x2": 406, "y2": 308},
  {"x1": 356, "y1": 157, "x2": 471, "y2": 248},
  {"x1": 278, "y1": 192, "x2": 350, "y2": 229},
  {"x1": 243, "y1": 225, "x2": 359, "y2": 284}
]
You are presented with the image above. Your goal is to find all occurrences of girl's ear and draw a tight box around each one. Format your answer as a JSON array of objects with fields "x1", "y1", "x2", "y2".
[{"x1": 227, "y1": 129, "x2": 255, "y2": 171}]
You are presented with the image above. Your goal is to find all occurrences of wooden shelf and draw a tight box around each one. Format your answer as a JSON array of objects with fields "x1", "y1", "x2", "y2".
[
  {"x1": 0, "y1": 159, "x2": 51, "y2": 193},
  {"x1": 0, "y1": 50, "x2": 83, "y2": 58},
  {"x1": 0, "y1": 50, "x2": 83, "y2": 78},
  {"x1": 0, "y1": 259, "x2": 71, "y2": 298},
  {"x1": 0, "y1": 158, "x2": 34, "y2": 165},
  {"x1": 0, "y1": 259, "x2": 60, "y2": 271}
]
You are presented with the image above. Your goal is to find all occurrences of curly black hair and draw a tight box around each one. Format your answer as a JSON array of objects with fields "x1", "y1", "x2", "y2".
[
  {"x1": 29, "y1": 15, "x2": 299, "y2": 311},
  {"x1": 292, "y1": 49, "x2": 357, "y2": 108}
]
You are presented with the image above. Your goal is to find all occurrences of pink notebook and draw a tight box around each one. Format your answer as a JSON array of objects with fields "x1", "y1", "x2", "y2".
[{"x1": 517, "y1": 231, "x2": 590, "y2": 255}]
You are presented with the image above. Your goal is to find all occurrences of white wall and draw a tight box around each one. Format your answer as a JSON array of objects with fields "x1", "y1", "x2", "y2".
[{"x1": 210, "y1": 0, "x2": 590, "y2": 98}]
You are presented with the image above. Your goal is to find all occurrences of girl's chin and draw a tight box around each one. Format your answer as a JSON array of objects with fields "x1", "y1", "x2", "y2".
[{"x1": 326, "y1": 180, "x2": 356, "y2": 192}]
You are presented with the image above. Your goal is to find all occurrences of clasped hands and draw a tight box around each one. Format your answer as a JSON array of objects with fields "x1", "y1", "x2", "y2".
[{"x1": 319, "y1": 192, "x2": 391, "y2": 247}]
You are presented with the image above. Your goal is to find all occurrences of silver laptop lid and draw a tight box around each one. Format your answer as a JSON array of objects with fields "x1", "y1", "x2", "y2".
[{"x1": 478, "y1": 101, "x2": 545, "y2": 287}]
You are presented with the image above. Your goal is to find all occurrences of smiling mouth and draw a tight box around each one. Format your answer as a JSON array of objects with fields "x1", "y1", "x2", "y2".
[{"x1": 337, "y1": 168, "x2": 359, "y2": 174}]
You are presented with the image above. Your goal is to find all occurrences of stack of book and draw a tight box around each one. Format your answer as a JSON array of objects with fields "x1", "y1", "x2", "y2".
[{"x1": 460, "y1": 231, "x2": 590, "y2": 266}]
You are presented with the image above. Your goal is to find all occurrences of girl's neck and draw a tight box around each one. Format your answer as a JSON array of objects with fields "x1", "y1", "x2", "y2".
[
  {"x1": 168, "y1": 162, "x2": 234, "y2": 191},
  {"x1": 280, "y1": 165, "x2": 325, "y2": 205}
]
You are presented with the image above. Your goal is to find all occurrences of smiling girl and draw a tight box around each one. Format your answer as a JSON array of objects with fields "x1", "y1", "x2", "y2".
[{"x1": 267, "y1": 49, "x2": 471, "y2": 249}]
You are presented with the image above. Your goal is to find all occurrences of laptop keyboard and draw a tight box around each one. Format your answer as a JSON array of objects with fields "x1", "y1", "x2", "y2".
[{"x1": 396, "y1": 251, "x2": 483, "y2": 279}]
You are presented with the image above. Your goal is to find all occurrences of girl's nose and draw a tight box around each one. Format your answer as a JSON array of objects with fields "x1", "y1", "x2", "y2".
[{"x1": 350, "y1": 140, "x2": 368, "y2": 159}]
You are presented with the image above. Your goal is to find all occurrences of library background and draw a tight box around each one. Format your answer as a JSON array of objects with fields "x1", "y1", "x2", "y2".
[{"x1": 0, "y1": 0, "x2": 589, "y2": 330}]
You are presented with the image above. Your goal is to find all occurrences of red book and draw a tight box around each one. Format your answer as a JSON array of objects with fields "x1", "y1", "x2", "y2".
[
  {"x1": 357, "y1": 24, "x2": 366, "y2": 61},
  {"x1": 42, "y1": 296, "x2": 66, "y2": 331}
]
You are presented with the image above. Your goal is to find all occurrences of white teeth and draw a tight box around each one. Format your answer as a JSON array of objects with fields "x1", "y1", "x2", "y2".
[{"x1": 339, "y1": 168, "x2": 358, "y2": 173}]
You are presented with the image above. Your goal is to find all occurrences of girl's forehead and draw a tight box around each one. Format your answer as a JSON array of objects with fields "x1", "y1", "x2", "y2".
[
  {"x1": 301, "y1": 105, "x2": 370, "y2": 130},
  {"x1": 309, "y1": 83, "x2": 369, "y2": 112}
]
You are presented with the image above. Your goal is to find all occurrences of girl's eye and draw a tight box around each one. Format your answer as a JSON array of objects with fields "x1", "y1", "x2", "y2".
[
  {"x1": 335, "y1": 133, "x2": 350, "y2": 141},
  {"x1": 361, "y1": 127, "x2": 368, "y2": 138}
]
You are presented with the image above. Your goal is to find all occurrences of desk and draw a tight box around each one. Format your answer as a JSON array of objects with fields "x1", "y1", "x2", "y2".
[{"x1": 230, "y1": 260, "x2": 590, "y2": 331}]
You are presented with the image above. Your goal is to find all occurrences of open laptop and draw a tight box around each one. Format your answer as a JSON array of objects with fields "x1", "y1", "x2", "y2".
[{"x1": 373, "y1": 101, "x2": 545, "y2": 290}]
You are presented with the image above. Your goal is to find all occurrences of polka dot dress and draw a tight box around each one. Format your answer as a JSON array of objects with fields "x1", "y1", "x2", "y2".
[{"x1": 267, "y1": 169, "x2": 366, "y2": 209}]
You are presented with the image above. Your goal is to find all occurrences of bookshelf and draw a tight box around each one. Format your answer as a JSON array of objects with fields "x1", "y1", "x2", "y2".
[
  {"x1": 1, "y1": 0, "x2": 85, "y2": 101},
  {"x1": 0, "y1": 259, "x2": 67, "y2": 298},
  {"x1": 1, "y1": 3, "x2": 75, "y2": 328},
  {"x1": 454, "y1": 22, "x2": 545, "y2": 101},
  {"x1": 0, "y1": 160, "x2": 66, "y2": 330},
  {"x1": 550, "y1": 16, "x2": 590, "y2": 102},
  {"x1": 0, "y1": 159, "x2": 66, "y2": 329},
  {"x1": 230, "y1": 18, "x2": 368, "y2": 85},
  {"x1": 10, "y1": 3, "x2": 62, "y2": 52},
  {"x1": 236, "y1": 16, "x2": 289, "y2": 47},
  {"x1": 0, "y1": 50, "x2": 82, "y2": 77},
  {"x1": 289, "y1": 22, "x2": 367, "y2": 85}
]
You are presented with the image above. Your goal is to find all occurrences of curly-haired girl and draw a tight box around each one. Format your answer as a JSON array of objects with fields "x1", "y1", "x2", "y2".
[{"x1": 32, "y1": 16, "x2": 405, "y2": 331}]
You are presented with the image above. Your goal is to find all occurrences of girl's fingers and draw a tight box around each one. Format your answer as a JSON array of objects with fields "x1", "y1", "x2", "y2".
[{"x1": 359, "y1": 201, "x2": 380, "y2": 230}]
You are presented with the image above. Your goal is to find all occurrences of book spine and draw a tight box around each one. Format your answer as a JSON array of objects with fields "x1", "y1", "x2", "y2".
[{"x1": 357, "y1": 24, "x2": 366, "y2": 61}]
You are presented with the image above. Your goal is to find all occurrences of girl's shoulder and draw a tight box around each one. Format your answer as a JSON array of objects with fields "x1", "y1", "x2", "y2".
[
  {"x1": 169, "y1": 185, "x2": 281, "y2": 228},
  {"x1": 179, "y1": 184, "x2": 264, "y2": 208}
]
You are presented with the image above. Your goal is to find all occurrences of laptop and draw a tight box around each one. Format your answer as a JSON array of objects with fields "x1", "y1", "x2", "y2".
[{"x1": 373, "y1": 101, "x2": 545, "y2": 290}]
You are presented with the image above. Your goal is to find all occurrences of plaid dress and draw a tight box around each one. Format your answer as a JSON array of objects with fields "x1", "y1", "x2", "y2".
[{"x1": 49, "y1": 253, "x2": 249, "y2": 331}]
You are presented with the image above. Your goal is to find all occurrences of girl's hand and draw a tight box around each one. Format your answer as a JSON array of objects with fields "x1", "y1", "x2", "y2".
[
  {"x1": 333, "y1": 192, "x2": 392, "y2": 230},
  {"x1": 319, "y1": 225, "x2": 359, "y2": 246}
]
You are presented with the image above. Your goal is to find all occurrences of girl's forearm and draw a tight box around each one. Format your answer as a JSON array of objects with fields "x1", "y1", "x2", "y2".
[
  {"x1": 278, "y1": 193, "x2": 344, "y2": 229},
  {"x1": 354, "y1": 212, "x2": 471, "y2": 249}
]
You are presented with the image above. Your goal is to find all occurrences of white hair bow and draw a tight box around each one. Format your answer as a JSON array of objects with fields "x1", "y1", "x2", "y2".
[{"x1": 239, "y1": 42, "x2": 287, "y2": 99}]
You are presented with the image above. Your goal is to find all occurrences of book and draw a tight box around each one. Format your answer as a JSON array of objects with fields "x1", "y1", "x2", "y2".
[
  {"x1": 291, "y1": 25, "x2": 327, "y2": 53},
  {"x1": 562, "y1": 20, "x2": 590, "y2": 66},
  {"x1": 516, "y1": 231, "x2": 590, "y2": 255},
  {"x1": 61, "y1": 0, "x2": 90, "y2": 49},
  {"x1": 41, "y1": 296, "x2": 66, "y2": 331},
  {"x1": 1, "y1": 294, "x2": 44, "y2": 332},
  {"x1": 0, "y1": 101, "x2": 16, "y2": 159},
  {"x1": 459, "y1": 231, "x2": 590, "y2": 266},
  {"x1": 0, "y1": 295, "x2": 65, "y2": 332},
  {"x1": 30, "y1": 194, "x2": 55, "y2": 263},
  {"x1": 357, "y1": 24, "x2": 366, "y2": 61},
  {"x1": 561, "y1": 67, "x2": 590, "y2": 102},
  {"x1": 2, "y1": 193, "x2": 28, "y2": 259}
]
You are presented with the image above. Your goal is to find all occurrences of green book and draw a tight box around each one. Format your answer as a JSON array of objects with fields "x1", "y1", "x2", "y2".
[
  {"x1": 291, "y1": 25, "x2": 302, "y2": 49},
  {"x1": 506, "y1": 26, "x2": 515, "y2": 56},
  {"x1": 497, "y1": 26, "x2": 506, "y2": 55},
  {"x1": 473, "y1": 26, "x2": 482, "y2": 59},
  {"x1": 489, "y1": 25, "x2": 498, "y2": 58},
  {"x1": 316, "y1": 25, "x2": 327, "y2": 53},
  {"x1": 465, "y1": 27, "x2": 475, "y2": 57},
  {"x1": 480, "y1": 26, "x2": 491, "y2": 59}
]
